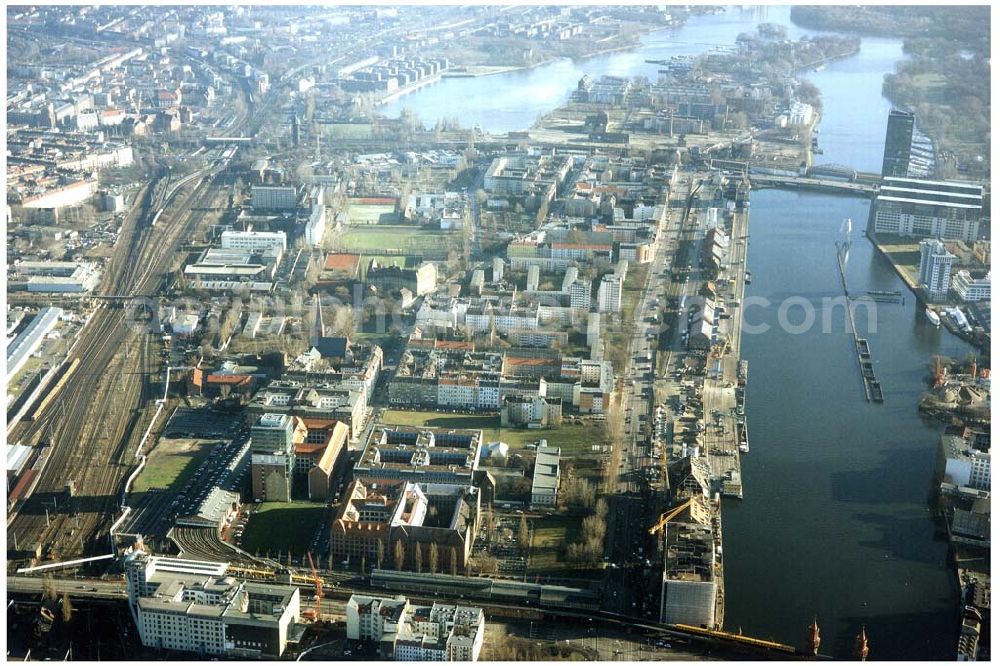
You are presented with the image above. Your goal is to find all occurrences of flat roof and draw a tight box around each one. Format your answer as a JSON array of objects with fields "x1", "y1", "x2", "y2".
[{"x1": 877, "y1": 194, "x2": 982, "y2": 210}]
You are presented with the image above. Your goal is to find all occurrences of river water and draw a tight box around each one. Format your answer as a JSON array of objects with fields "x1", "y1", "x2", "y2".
[{"x1": 383, "y1": 6, "x2": 974, "y2": 658}]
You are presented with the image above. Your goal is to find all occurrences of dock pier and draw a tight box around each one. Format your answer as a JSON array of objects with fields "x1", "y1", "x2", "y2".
[{"x1": 836, "y1": 242, "x2": 884, "y2": 403}]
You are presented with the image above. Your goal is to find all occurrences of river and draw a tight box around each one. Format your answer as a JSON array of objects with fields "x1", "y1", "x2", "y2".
[{"x1": 385, "y1": 6, "x2": 972, "y2": 658}]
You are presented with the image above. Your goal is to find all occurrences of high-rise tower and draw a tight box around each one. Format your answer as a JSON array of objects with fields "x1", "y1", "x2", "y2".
[{"x1": 881, "y1": 109, "x2": 914, "y2": 178}]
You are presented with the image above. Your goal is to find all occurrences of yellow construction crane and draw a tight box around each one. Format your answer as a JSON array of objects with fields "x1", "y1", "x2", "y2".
[
  {"x1": 648, "y1": 497, "x2": 694, "y2": 535},
  {"x1": 304, "y1": 552, "x2": 324, "y2": 622}
]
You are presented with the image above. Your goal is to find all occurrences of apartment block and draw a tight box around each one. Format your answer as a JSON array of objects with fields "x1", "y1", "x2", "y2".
[{"x1": 346, "y1": 595, "x2": 485, "y2": 661}]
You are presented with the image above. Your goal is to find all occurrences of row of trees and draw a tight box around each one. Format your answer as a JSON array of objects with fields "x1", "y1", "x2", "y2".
[
  {"x1": 372, "y1": 539, "x2": 463, "y2": 576},
  {"x1": 564, "y1": 498, "x2": 609, "y2": 565}
]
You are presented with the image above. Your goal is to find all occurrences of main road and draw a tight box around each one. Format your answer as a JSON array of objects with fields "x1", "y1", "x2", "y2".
[{"x1": 603, "y1": 169, "x2": 696, "y2": 619}]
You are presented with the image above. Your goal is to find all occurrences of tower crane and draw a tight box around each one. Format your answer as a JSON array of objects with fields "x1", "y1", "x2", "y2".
[{"x1": 304, "y1": 552, "x2": 324, "y2": 622}]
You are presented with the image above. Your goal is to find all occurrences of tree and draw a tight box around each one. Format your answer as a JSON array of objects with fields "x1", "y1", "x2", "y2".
[
  {"x1": 414, "y1": 542, "x2": 424, "y2": 573},
  {"x1": 518, "y1": 515, "x2": 530, "y2": 550},
  {"x1": 471, "y1": 553, "x2": 499, "y2": 575},
  {"x1": 394, "y1": 540, "x2": 405, "y2": 571},
  {"x1": 376, "y1": 540, "x2": 385, "y2": 570},
  {"x1": 449, "y1": 546, "x2": 459, "y2": 576},
  {"x1": 429, "y1": 542, "x2": 439, "y2": 575},
  {"x1": 43, "y1": 574, "x2": 58, "y2": 601},
  {"x1": 61, "y1": 592, "x2": 73, "y2": 623},
  {"x1": 482, "y1": 505, "x2": 494, "y2": 544}
]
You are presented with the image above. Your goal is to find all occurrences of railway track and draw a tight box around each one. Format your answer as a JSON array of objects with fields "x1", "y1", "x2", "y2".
[
  {"x1": 170, "y1": 527, "x2": 261, "y2": 566},
  {"x1": 7, "y1": 165, "x2": 227, "y2": 563}
]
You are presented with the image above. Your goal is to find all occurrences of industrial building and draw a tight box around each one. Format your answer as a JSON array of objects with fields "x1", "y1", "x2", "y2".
[
  {"x1": 125, "y1": 549, "x2": 301, "y2": 658},
  {"x1": 530, "y1": 445, "x2": 561, "y2": 507},
  {"x1": 660, "y1": 522, "x2": 720, "y2": 628},
  {"x1": 346, "y1": 594, "x2": 485, "y2": 661},
  {"x1": 183, "y1": 247, "x2": 281, "y2": 292},
  {"x1": 13, "y1": 261, "x2": 102, "y2": 293},
  {"x1": 6, "y1": 306, "x2": 63, "y2": 382},
  {"x1": 250, "y1": 185, "x2": 297, "y2": 210},
  {"x1": 220, "y1": 230, "x2": 288, "y2": 253},
  {"x1": 6, "y1": 443, "x2": 33, "y2": 489}
]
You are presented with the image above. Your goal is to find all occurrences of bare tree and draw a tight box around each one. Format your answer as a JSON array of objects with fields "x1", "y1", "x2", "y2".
[
  {"x1": 394, "y1": 540, "x2": 405, "y2": 571},
  {"x1": 376, "y1": 540, "x2": 385, "y2": 570},
  {"x1": 414, "y1": 542, "x2": 424, "y2": 573},
  {"x1": 61, "y1": 593, "x2": 73, "y2": 623},
  {"x1": 471, "y1": 553, "x2": 499, "y2": 576},
  {"x1": 43, "y1": 575, "x2": 58, "y2": 602},
  {"x1": 518, "y1": 515, "x2": 530, "y2": 550},
  {"x1": 429, "y1": 542, "x2": 439, "y2": 575},
  {"x1": 449, "y1": 546, "x2": 459, "y2": 576}
]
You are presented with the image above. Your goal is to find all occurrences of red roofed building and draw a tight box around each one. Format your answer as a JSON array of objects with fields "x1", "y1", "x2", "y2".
[
  {"x1": 307, "y1": 421, "x2": 349, "y2": 500},
  {"x1": 188, "y1": 367, "x2": 256, "y2": 402},
  {"x1": 293, "y1": 417, "x2": 343, "y2": 473},
  {"x1": 154, "y1": 88, "x2": 181, "y2": 109}
]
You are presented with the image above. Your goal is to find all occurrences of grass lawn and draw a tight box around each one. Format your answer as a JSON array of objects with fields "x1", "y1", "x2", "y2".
[
  {"x1": 241, "y1": 502, "x2": 327, "y2": 557},
  {"x1": 132, "y1": 439, "x2": 215, "y2": 494},
  {"x1": 320, "y1": 123, "x2": 373, "y2": 140},
  {"x1": 499, "y1": 423, "x2": 605, "y2": 456},
  {"x1": 873, "y1": 235, "x2": 921, "y2": 285},
  {"x1": 358, "y1": 254, "x2": 408, "y2": 279},
  {"x1": 381, "y1": 409, "x2": 606, "y2": 456},
  {"x1": 347, "y1": 203, "x2": 399, "y2": 226},
  {"x1": 527, "y1": 515, "x2": 582, "y2": 575},
  {"x1": 622, "y1": 264, "x2": 650, "y2": 319}
]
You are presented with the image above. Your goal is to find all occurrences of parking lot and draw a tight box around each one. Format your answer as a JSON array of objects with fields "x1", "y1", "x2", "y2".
[{"x1": 163, "y1": 406, "x2": 243, "y2": 439}]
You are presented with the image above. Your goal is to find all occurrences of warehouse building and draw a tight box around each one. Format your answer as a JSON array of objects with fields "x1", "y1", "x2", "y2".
[
  {"x1": 530, "y1": 446, "x2": 561, "y2": 508},
  {"x1": 250, "y1": 185, "x2": 297, "y2": 210},
  {"x1": 14, "y1": 261, "x2": 101, "y2": 293},
  {"x1": 6, "y1": 306, "x2": 63, "y2": 383},
  {"x1": 660, "y1": 522, "x2": 719, "y2": 628}
]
